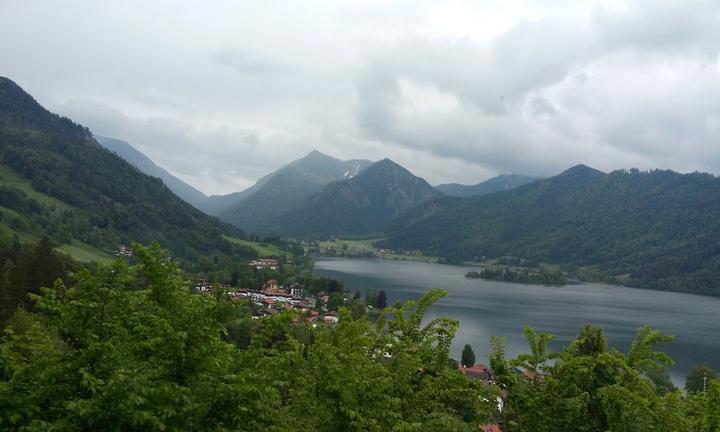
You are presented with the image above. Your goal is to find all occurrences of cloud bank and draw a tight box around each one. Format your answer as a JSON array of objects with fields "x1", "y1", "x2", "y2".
[{"x1": 1, "y1": 0, "x2": 719, "y2": 194}]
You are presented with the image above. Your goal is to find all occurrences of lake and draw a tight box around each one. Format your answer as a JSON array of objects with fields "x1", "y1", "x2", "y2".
[{"x1": 314, "y1": 257, "x2": 720, "y2": 386}]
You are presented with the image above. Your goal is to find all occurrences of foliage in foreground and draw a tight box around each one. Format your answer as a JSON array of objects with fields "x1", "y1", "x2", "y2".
[
  {"x1": 490, "y1": 326, "x2": 720, "y2": 431},
  {"x1": 1, "y1": 244, "x2": 718, "y2": 431},
  {"x1": 0, "y1": 244, "x2": 494, "y2": 431}
]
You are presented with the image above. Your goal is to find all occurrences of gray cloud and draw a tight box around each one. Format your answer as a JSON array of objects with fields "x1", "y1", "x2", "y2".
[{"x1": 1, "y1": 0, "x2": 719, "y2": 193}]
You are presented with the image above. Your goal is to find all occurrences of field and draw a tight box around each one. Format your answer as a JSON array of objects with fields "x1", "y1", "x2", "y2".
[
  {"x1": 317, "y1": 237, "x2": 439, "y2": 263},
  {"x1": 318, "y1": 238, "x2": 379, "y2": 253},
  {"x1": 57, "y1": 240, "x2": 115, "y2": 264},
  {"x1": 223, "y1": 235, "x2": 288, "y2": 257},
  {"x1": 0, "y1": 164, "x2": 72, "y2": 211}
]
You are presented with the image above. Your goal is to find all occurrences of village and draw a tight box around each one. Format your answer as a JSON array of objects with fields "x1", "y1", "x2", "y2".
[{"x1": 193, "y1": 258, "x2": 341, "y2": 325}]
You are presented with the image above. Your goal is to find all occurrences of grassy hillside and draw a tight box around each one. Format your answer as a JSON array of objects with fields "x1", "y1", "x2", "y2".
[
  {"x1": 56, "y1": 240, "x2": 115, "y2": 264},
  {"x1": 223, "y1": 235, "x2": 287, "y2": 257}
]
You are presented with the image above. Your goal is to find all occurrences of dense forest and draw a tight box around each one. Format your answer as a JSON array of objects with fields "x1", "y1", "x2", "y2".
[
  {"x1": 0, "y1": 245, "x2": 717, "y2": 431},
  {"x1": 382, "y1": 165, "x2": 720, "y2": 296},
  {"x1": 0, "y1": 77, "x2": 254, "y2": 269}
]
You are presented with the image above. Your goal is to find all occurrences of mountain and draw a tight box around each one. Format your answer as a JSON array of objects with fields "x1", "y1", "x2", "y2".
[
  {"x1": 94, "y1": 135, "x2": 208, "y2": 209},
  {"x1": 382, "y1": 164, "x2": 720, "y2": 296},
  {"x1": 277, "y1": 158, "x2": 443, "y2": 237},
  {"x1": 216, "y1": 150, "x2": 372, "y2": 231},
  {"x1": 436, "y1": 174, "x2": 538, "y2": 197},
  {"x1": 0, "y1": 77, "x2": 250, "y2": 266}
]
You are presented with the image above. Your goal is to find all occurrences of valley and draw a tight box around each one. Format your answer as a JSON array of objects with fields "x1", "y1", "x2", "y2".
[{"x1": 1, "y1": 75, "x2": 720, "y2": 431}]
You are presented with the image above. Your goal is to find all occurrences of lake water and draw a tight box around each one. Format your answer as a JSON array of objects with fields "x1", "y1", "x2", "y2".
[{"x1": 314, "y1": 257, "x2": 720, "y2": 386}]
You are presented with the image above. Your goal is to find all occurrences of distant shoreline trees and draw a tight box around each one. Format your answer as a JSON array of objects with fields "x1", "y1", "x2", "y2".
[{"x1": 465, "y1": 267, "x2": 567, "y2": 285}]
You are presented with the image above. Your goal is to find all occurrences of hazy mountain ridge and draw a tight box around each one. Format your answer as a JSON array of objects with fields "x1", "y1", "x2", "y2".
[
  {"x1": 436, "y1": 174, "x2": 538, "y2": 197},
  {"x1": 94, "y1": 135, "x2": 209, "y2": 209}
]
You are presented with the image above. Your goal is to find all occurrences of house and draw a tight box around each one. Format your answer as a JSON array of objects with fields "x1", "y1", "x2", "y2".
[
  {"x1": 513, "y1": 366, "x2": 548, "y2": 382},
  {"x1": 309, "y1": 310, "x2": 320, "y2": 320},
  {"x1": 290, "y1": 283, "x2": 303, "y2": 298},
  {"x1": 317, "y1": 291, "x2": 330, "y2": 304},
  {"x1": 323, "y1": 311, "x2": 339, "y2": 325},
  {"x1": 264, "y1": 279, "x2": 291, "y2": 298},
  {"x1": 116, "y1": 244, "x2": 134, "y2": 257},
  {"x1": 479, "y1": 424, "x2": 502, "y2": 432},
  {"x1": 460, "y1": 363, "x2": 493, "y2": 383},
  {"x1": 265, "y1": 279, "x2": 279, "y2": 290},
  {"x1": 193, "y1": 280, "x2": 213, "y2": 293},
  {"x1": 250, "y1": 259, "x2": 279, "y2": 270}
]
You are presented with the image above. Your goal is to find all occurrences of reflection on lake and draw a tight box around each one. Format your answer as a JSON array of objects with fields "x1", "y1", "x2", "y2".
[{"x1": 314, "y1": 258, "x2": 720, "y2": 386}]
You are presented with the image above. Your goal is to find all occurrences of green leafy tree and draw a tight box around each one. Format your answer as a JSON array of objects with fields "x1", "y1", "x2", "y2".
[
  {"x1": 495, "y1": 324, "x2": 692, "y2": 432},
  {"x1": 461, "y1": 344, "x2": 476, "y2": 367},
  {"x1": 326, "y1": 292, "x2": 345, "y2": 311},
  {"x1": 376, "y1": 289, "x2": 387, "y2": 309},
  {"x1": 686, "y1": 365, "x2": 718, "y2": 393}
]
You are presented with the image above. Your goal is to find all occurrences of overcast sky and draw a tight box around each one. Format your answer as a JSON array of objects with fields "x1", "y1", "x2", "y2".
[{"x1": 2, "y1": 0, "x2": 720, "y2": 195}]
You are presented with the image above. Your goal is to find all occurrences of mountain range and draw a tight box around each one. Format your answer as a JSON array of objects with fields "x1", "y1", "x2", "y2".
[
  {"x1": 381, "y1": 164, "x2": 720, "y2": 296},
  {"x1": 4, "y1": 75, "x2": 720, "y2": 296},
  {"x1": 89, "y1": 136, "x2": 538, "y2": 237}
]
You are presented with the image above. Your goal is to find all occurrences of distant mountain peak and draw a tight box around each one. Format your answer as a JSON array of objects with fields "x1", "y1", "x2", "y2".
[
  {"x1": 299, "y1": 149, "x2": 335, "y2": 161},
  {"x1": 365, "y1": 158, "x2": 405, "y2": 172},
  {"x1": 561, "y1": 164, "x2": 604, "y2": 176},
  {"x1": 276, "y1": 158, "x2": 441, "y2": 237}
]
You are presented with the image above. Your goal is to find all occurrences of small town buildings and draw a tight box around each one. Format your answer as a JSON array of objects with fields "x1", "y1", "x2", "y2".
[
  {"x1": 460, "y1": 363, "x2": 493, "y2": 383},
  {"x1": 317, "y1": 291, "x2": 330, "y2": 304},
  {"x1": 323, "y1": 310, "x2": 339, "y2": 325},
  {"x1": 250, "y1": 259, "x2": 279, "y2": 270},
  {"x1": 193, "y1": 280, "x2": 213, "y2": 293},
  {"x1": 290, "y1": 283, "x2": 303, "y2": 298},
  {"x1": 116, "y1": 244, "x2": 133, "y2": 257},
  {"x1": 263, "y1": 279, "x2": 290, "y2": 297}
]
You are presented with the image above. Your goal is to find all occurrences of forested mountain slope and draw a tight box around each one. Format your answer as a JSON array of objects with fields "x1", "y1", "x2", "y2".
[
  {"x1": 383, "y1": 164, "x2": 720, "y2": 295},
  {"x1": 95, "y1": 135, "x2": 209, "y2": 209},
  {"x1": 0, "y1": 77, "x2": 250, "y2": 266}
]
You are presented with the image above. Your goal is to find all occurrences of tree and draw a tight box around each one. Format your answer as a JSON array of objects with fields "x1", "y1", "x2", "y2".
[
  {"x1": 492, "y1": 324, "x2": 692, "y2": 432},
  {"x1": 229, "y1": 270, "x2": 240, "y2": 287},
  {"x1": 686, "y1": 365, "x2": 718, "y2": 393},
  {"x1": 0, "y1": 250, "x2": 497, "y2": 430},
  {"x1": 461, "y1": 344, "x2": 476, "y2": 368},
  {"x1": 326, "y1": 292, "x2": 344, "y2": 311},
  {"x1": 376, "y1": 290, "x2": 387, "y2": 309},
  {"x1": 349, "y1": 299, "x2": 366, "y2": 320}
]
